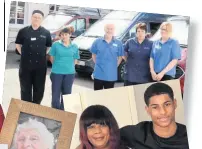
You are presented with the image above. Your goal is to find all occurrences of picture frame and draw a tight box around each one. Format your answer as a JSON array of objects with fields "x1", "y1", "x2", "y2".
[{"x1": 0, "y1": 98, "x2": 77, "y2": 149}]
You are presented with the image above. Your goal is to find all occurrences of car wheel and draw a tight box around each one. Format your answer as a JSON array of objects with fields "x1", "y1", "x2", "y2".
[{"x1": 118, "y1": 61, "x2": 125, "y2": 82}]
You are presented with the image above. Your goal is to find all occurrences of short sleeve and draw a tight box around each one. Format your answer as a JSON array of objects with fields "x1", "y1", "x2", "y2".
[
  {"x1": 90, "y1": 39, "x2": 98, "y2": 54},
  {"x1": 118, "y1": 41, "x2": 124, "y2": 57},
  {"x1": 171, "y1": 40, "x2": 181, "y2": 60},
  {"x1": 124, "y1": 40, "x2": 130, "y2": 52},
  {"x1": 46, "y1": 31, "x2": 52, "y2": 47},
  {"x1": 15, "y1": 28, "x2": 24, "y2": 44},
  {"x1": 48, "y1": 42, "x2": 57, "y2": 56},
  {"x1": 73, "y1": 44, "x2": 80, "y2": 59}
]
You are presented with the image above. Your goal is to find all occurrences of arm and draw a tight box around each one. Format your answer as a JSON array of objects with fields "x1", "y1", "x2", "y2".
[
  {"x1": 150, "y1": 42, "x2": 157, "y2": 81},
  {"x1": 73, "y1": 44, "x2": 80, "y2": 65},
  {"x1": 157, "y1": 40, "x2": 181, "y2": 80},
  {"x1": 123, "y1": 40, "x2": 129, "y2": 62},
  {"x1": 48, "y1": 43, "x2": 56, "y2": 64},
  {"x1": 92, "y1": 54, "x2": 96, "y2": 63},
  {"x1": 15, "y1": 28, "x2": 24, "y2": 54},
  {"x1": 160, "y1": 59, "x2": 178, "y2": 75},
  {"x1": 46, "y1": 31, "x2": 52, "y2": 54},
  {"x1": 117, "y1": 41, "x2": 124, "y2": 66},
  {"x1": 49, "y1": 56, "x2": 54, "y2": 64},
  {"x1": 16, "y1": 44, "x2": 22, "y2": 55},
  {"x1": 90, "y1": 39, "x2": 98, "y2": 64},
  {"x1": 118, "y1": 56, "x2": 123, "y2": 66}
]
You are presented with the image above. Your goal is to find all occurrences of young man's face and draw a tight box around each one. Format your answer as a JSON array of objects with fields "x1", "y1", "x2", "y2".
[{"x1": 146, "y1": 94, "x2": 177, "y2": 128}]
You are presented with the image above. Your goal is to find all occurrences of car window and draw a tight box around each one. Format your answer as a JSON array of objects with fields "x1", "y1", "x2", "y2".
[
  {"x1": 104, "y1": 10, "x2": 138, "y2": 20},
  {"x1": 128, "y1": 24, "x2": 137, "y2": 38},
  {"x1": 77, "y1": 18, "x2": 86, "y2": 31},
  {"x1": 149, "y1": 22, "x2": 161, "y2": 36},
  {"x1": 69, "y1": 20, "x2": 76, "y2": 29},
  {"x1": 41, "y1": 14, "x2": 73, "y2": 31},
  {"x1": 83, "y1": 19, "x2": 131, "y2": 37},
  {"x1": 89, "y1": 19, "x2": 98, "y2": 27}
]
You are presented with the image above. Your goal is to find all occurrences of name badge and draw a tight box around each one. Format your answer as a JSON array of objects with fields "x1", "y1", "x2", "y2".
[
  {"x1": 113, "y1": 43, "x2": 118, "y2": 47},
  {"x1": 31, "y1": 37, "x2": 36, "y2": 41},
  {"x1": 144, "y1": 47, "x2": 150, "y2": 50}
]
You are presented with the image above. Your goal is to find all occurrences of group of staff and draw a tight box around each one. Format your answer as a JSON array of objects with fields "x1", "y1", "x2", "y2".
[
  {"x1": 15, "y1": 9, "x2": 181, "y2": 111},
  {"x1": 91, "y1": 22, "x2": 181, "y2": 89}
]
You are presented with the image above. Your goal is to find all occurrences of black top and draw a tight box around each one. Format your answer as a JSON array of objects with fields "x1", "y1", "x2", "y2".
[
  {"x1": 120, "y1": 121, "x2": 189, "y2": 149},
  {"x1": 15, "y1": 26, "x2": 52, "y2": 69}
]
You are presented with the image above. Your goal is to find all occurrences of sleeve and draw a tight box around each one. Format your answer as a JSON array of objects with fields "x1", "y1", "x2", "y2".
[
  {"x1": 15, "y1": 28, "x2": 24, "y2": 44},
  {"x1": 46, "y1": 31, "x2": 52, "y2": 47},
  {"x1": 124, "y1": 40, "x2": 130, "y2": 53},
  {"x1": 90, "y1": 39, "x2": 98, "y2": 54},
  {"x1": 73, "y1": 44, "x2": 80, "y2": 59},
  {"x1": 0, "y1": 105, "x2": 5, "y2": 133},
  {"x1": 150, "y1": 42, "x2": 155, "y2": 59},
  {"x1": 48, "y1": 43, "x2": 56, "y2": 56},
  {"x1": 118, "y1": 41, "x2": 124, "y2": 57},
  {"x1": 171, "y1": 40, "x2": 181, "y2": 60},
  {"x1": 120, "y1": 126, "x2": 134, "y2": 148}
]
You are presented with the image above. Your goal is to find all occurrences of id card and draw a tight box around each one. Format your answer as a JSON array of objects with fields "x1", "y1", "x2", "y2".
[{"x1": 31, "y1": 37, "x2": 36, "y2": 41}]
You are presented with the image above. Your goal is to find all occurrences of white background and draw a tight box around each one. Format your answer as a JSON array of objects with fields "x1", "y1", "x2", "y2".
[{"x1": 1, "y1": 0, "x2": 202, "y2": 148}]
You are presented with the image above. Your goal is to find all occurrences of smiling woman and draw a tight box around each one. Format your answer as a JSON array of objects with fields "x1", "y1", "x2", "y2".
[{"x1": 79, "y1": 105, "x2": 127, "y2": 149}]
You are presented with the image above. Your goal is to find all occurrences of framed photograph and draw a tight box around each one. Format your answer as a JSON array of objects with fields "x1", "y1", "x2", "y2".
[{"x1": 0, "y1": 98, "x2": 77, "y2": 149}]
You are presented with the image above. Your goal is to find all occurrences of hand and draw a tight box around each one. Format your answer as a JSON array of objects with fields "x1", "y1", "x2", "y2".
[
  {"x1": 156, "y1": 72, "x2": 165, "y2": 81},
  {"x1": 151, "y1": 70, "x2": 157, "y2": 81}
]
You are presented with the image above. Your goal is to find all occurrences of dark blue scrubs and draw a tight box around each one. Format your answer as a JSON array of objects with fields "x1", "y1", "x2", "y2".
[{"x1": 124, "y1": 38, "x2": 153, "y2": 85}]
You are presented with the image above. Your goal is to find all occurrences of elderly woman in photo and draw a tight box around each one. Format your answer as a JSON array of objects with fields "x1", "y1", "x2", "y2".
[
  {"x1": 12, "y1": 118, "x2": 55, "y2": 149},
  {"x1": 150, "y1": 22, "x2": 181, "y2": 81},
  {"x1": 78, "y1": 105, "x2": 127, "y2": 149}
]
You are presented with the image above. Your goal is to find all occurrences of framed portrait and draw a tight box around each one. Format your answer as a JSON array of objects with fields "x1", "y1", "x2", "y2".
[{"x1": 0, "y1": 98, "x2": 77, "y2": 149}]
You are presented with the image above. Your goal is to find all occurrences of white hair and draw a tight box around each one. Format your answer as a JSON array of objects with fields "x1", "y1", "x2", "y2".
[{"x1": 13, "y1": 118, "x2": 55, "y2": 149}]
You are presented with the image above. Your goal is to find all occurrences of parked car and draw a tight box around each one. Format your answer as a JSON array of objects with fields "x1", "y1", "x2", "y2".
[
  {"x1": 150, "y1": 16, "x2": 190, "y2": 94},
  {"x1": 15, "y1": 7, "x2": 111, "y2": 55},
  {"x1": 72, "y1": 10, "x2": 174, "y2": 80}
]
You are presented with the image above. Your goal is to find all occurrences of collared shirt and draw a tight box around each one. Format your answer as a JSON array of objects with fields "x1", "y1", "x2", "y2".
[
  {"x1": 15, "y1": 26, "x2": 52, "y2": 69},
  {"x1": 90, "y1": 37, "x2": 124, "y2": 81},
  {"x1": 124, "y1": 38, "x2": 153, "y2": 83},
  {"x1": 49, "y1": 40, "x2": 80, "y2": 74},
  {"x1": 150, "y1": 38, "x2": 181, "y2": 77}
]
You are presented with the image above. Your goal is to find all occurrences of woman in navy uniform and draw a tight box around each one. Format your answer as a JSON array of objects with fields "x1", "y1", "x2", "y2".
[{"x1": 15, "y1": 10, "x2": 52, "y2": 104}]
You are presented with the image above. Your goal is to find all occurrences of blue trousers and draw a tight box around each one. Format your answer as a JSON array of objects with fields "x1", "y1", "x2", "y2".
[{"x1": 50, "y1": 73, "x2": 75, "y2": 110}]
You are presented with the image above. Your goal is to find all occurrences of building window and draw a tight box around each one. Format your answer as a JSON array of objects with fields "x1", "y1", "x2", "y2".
[
  {"x1": 9, "y1": 1, "x2": 25, "y2": 24},
  {"x1": 49, "y1": 4, "x2": 60, "y2": 13}
]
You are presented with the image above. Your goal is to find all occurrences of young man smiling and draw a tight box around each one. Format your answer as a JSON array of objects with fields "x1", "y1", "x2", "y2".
[{"x1": 120, "y1": 82, "x2": 189, "y2": 149}]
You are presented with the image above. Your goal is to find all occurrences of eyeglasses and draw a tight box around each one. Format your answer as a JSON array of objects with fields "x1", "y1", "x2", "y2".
[{"x1": 161, "y1": 28, "x2": 167, "y2": 31}]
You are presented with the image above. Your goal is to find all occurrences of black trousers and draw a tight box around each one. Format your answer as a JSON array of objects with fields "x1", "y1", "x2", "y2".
[
  {"x1": 19, "y1": 66, "x2": 47, "y2": 104},
  {"x1": 94, "y1": 79, "x2": 115, "y2": 90},
  {"x1": 161, "y1": 75, "x2": 174, "y2": 81},
  {"x1": 124, "y1": 80, "x2": 143, "y2": 86}
]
